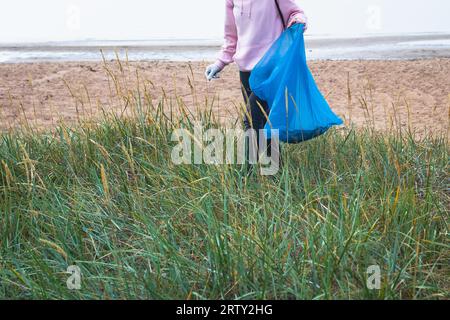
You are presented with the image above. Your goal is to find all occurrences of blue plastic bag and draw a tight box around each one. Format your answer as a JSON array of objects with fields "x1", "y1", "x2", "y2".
[{"x1": 250, "y1": 24, "x2": 343, "y2": 143}]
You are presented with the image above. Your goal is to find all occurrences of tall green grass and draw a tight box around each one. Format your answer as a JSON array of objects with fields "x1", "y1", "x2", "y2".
[{"x1": 0, "y1": 61, "x2": 448, "y2": 299}]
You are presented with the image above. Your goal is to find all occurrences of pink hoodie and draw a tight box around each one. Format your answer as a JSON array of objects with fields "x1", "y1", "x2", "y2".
[{"x1": 215, "y1": 0, "x2": 307, "y2": 72}]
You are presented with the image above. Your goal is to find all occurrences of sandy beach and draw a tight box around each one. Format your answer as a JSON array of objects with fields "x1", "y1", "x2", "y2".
[{"x1": 1, "y1": 58, "x2": 449, "y2": 135}]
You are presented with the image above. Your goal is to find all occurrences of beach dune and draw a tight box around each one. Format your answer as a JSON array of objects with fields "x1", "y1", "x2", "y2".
[{"x1": 0, "y1": 59, "x2": 449, "y2": 135}]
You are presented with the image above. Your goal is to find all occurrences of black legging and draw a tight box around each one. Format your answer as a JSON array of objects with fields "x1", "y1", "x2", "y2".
[
  {"x1": 240, "y1": 71, "x2": 282, "y2": 171},
  {"x1": 240, "y1": 71, "x2": 270, "y2": 134},
  {"x1": 240, "y1": 71, "x2": 272, "y2": 156}
]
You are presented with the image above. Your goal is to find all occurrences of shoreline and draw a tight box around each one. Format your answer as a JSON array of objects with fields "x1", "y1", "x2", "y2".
[
  {"x1": 2, "y1": 32, "x2": 449, "y2": 46},
  {"x1": 1, "y1": 33, "x2": 449, "y2": 63}
]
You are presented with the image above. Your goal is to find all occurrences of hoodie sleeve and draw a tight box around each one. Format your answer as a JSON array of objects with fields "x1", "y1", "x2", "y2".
[
  {"x1": 215, "y1": 0, "x2": 238, "y2": 69},
  {"x1": 279, "y1": 0, "x2": 308, "y2": 28}
]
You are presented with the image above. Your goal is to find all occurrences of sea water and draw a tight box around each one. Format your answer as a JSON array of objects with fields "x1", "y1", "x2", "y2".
[{"x1": 0, "y1": 33, "x2": 449, "y2": 63}]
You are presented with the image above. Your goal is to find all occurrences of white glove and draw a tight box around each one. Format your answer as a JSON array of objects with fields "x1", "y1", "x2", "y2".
[
  {"x1": 288, "y1": 14, "x2": 308, "y2": 31},
  {"x1": 205, "y1": 63, "x2": 223, "y2": 81}
]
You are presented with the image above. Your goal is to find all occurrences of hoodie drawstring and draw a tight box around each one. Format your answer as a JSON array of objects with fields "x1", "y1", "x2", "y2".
[{"x1": 240, "y1": 0, "x2": 252, "y2": 18}]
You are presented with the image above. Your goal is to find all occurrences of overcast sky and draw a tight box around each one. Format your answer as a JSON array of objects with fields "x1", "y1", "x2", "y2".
[{"x1": 1, "y1": 0, "x2": 449, "y2": 42}]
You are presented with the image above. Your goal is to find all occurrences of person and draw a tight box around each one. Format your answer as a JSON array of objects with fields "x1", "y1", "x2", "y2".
[{"x1": 205, "y1": 0, "x2": 307, "y2": 161}]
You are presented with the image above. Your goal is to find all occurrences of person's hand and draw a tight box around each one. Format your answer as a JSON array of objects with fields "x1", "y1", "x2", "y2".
[
  {"x1": 288, "y1": 15, "x2": 308, "y2": 31},
  {"x1": 205, "y1": 63, "x2": 223, "y2": 81}
]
